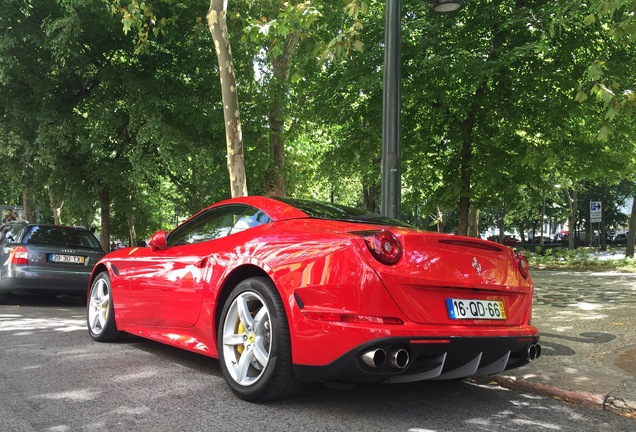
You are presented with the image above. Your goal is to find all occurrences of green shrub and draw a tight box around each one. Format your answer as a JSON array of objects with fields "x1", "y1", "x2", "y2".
[{"x1": 526, "y1": 247, "x2": 636, "y2": 272}]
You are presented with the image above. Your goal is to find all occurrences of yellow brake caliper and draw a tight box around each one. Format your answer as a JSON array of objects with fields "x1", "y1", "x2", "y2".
[
  {"x1": 236, "y1": 310, "x2": 257, "y2": 355},
  {"x1": 237, "y1": 322, "x2": 245, "y2": 354}
]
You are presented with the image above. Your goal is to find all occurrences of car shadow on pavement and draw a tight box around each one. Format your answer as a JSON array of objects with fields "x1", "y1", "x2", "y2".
[
  {"x1": 123, "y1": 334, "x2": 225, "y2": 378},
  {"x1": 539, "y1": 331, "x2": 617, "y2": 356},
  {"x1": 542, "y1": 331, "x2": 616, "y2": 344},
  {"x1": 1, "y1": 292, "x2": 86, "y2": 307}
]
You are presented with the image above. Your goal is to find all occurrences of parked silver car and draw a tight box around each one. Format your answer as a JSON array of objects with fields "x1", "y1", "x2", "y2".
[{"x1": 0, "y1": 223, "x2": 105, "y2": 303}]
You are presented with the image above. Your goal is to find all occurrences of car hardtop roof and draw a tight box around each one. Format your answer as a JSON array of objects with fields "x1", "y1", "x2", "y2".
[
  {"x1": 23, "y1": 223, "x2": 92, "y2": 231},
  {"x1": 204, "y1": 196, "x2": 309, "y2": 221},
  {"x1": 205, "y1": 195, "x2": 409, "y2": 227}
]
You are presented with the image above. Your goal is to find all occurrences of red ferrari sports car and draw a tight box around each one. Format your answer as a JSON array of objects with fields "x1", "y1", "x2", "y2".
[{"x1": 87, "y1": 196, "x2": 540, "y2": 401}]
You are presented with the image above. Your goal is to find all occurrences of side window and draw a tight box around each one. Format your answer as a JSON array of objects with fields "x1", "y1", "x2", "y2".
[
  {"x1": 0, "y1": 227, "x2": 8, "y2": 244},
  {"x1": 167, "y1": 205, "x2": 272, "y2": 247},
  {"x1": 2, "y1": 225, "x2": 24, "y2": 244},
  {"x1": 229, "y1": 208, "x2": 272, "y2": 235}
]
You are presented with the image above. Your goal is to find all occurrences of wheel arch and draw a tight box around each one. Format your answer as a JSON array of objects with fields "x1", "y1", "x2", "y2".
[
  {"x1": 214, "y1": 264, "x2": 274, "y2": 334},
  {"x1": 214, "y1": 263, "x2": 305, "y2": 400},
  {"x1": 88, "y1": 263, "x2": 109, "y2": 295}
]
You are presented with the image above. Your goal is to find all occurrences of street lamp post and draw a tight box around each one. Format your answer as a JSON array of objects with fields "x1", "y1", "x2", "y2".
[
  {"x1": 380, "y1": 0, "x2": 465, "y2": 220},
  {"x1": 380, "y1": 0, "x2": 402, "y2": 219}
]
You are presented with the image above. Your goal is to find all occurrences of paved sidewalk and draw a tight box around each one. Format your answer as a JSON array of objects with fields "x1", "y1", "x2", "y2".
[{"x1": 476, "y1": 271, "x2": 636, "y2": 417}]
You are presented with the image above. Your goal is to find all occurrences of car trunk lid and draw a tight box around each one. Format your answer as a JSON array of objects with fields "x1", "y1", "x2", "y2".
[
  {"x1": 25, "y1": 244, "x2": 104, "y2": 272},
  {"x1": 357, "y1": 231, "x2": 533, "y2": 326}
]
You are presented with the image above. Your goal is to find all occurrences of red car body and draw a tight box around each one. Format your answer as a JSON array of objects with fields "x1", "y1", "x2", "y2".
[{"x1": 87, "y1": 196, "x2": 539, "y2": 401}]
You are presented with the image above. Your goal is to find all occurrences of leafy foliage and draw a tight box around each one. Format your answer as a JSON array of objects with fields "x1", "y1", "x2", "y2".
[{"x1": 0, "y1": 0, "x2": 635, "y2": 249}]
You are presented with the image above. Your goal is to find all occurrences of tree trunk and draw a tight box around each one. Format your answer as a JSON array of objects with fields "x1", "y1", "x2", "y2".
[
  {"x1": 567, "y1": 188, "x2": 577, "y2": 250},
  {"x1": 626, "y1": 194, "x2": 636, "y2": 257},
  {"x1": 100, "y1": 189, "x2": 111, "y2": 252},
  {"x1": 540, "y1": 198, "x2": 545, "y2": 245},
  {"x1": 599, "y1": 184, "x2": 607, "y2": 251},
  {"x1": 468, "y1": 207, "x2": 480, "y2": 237},
  {"x1": 206, "y1": 1, "x2": 247, "y2": 198},
  {"x1": 436, "y1": 207, "x2": 453, "y2": 233},
  {"x1": 22, "y1": 191, "x2": 36, "y2": 224},
  {"x1": 263, "y1": 32, "x2": 301, "y2": 196},
  {"x1": 265, "y1": 92, "x2": 287, "y2": 196},
  {"x1": 127, "y1": 213, "x2": 137, "y2": 247},
  {"x1": 21, "y1": 164, "x2": 37, "y2": 223},
  {"x1": 457, "y1": 85, "x2": 484, "y2": 236},
  {"x1": 457, "y1": 139, "x2": 471, "y2": 236},
  {"x1": 363, "y1": 184, "x2": 378, "y2": 213},
  {"x1": 48, "y1": 185, "x2": 63, "y2": 225},
  {"x1": 497, "y1": 212, "x2": 506, "y2": 244}
]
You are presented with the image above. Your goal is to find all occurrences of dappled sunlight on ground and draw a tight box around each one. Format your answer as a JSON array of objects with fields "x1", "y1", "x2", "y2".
[
  {"x1": 0, "y1": 295, "x2": 86, "y2": 334},
  {"x1": 569, "y1": 302, "x2": 604, "y2": 311},
  {"x1": 496, "y1": 271, "x2": 635, "y2": 404},
  {"x1": 459, "y1": 383, "x2": 588, "y2": 430},
  {"x1": 33, "y1": 389, "x2": 99, "y2": 402},
  {"x1": 552, "y1": 310, "x2": 609, "y2": 321},
  {"x1": 0, "y1": 314, "x2": 85, "y2": 333}
]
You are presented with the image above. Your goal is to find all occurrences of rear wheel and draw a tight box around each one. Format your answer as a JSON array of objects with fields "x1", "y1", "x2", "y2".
[
  {"x1": 218, "y1": 277, "x2": 303, "y2": 401},
  {"x1": 87, "y1": 271, "x2": 126, "y2": 342}
]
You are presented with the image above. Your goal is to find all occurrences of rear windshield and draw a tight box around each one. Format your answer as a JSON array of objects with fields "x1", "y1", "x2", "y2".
[
  {"x1": 21, "y1": 225, "x2": 102, "y2": 249},
  {"x1": 275, "y1": 197, "x2": 411, "y2": 227}
]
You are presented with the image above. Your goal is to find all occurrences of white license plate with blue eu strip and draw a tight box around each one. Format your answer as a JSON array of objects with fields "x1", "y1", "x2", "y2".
[
  {"x1": 446, "y1": 299, "x2": 506, "y2": 320},
  {"x1": 50, "y1": 254, "x2": 85, "y2": 264}
]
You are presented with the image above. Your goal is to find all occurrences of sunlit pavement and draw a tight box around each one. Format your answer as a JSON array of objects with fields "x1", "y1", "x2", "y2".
[
  {"x1": 474, "y1": 271, "x2": 636, "y2": 417},
  {"x1": 1, "y1": 275, "x2": 635, "y2": 420}
]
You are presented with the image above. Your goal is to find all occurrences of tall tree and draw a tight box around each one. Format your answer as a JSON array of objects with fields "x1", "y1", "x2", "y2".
[
  {"x1": 206, "y1": 1, "x2": 247, "y2": 197},
  {"x1": 111, "y1": 0, "x2": 364, "y2": 197}
]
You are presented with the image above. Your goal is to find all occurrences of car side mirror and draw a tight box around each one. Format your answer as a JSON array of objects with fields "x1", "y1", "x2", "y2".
[{"x1": 148, "y1": 230, "x2": 168, "y2": 252}]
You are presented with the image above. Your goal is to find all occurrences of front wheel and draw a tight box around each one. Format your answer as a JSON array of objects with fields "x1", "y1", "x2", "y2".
[
  {"x1": 87, "y1": 271, "x2": 126, "y2": 342},
  {"x1": 218, "y1": 277, "x2": 303, "y2": 401}
]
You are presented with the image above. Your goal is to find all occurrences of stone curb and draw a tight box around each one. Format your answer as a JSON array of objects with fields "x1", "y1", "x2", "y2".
[{"x1": 471, "y1": 375, "x2": 636, "y2": 418}]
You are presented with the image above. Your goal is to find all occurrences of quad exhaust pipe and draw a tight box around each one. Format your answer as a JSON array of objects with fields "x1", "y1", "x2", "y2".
[
  {"x1": 361, "y1": 347, "x2": 410, "y2": 369},
  {"x1": 389, "y1": 348, "x2": 410, "y2": 369},
  {"x1": 361, "y1": 348, "x2": 386, "y2": 368},
  {"x1": 527, "y1": 343, "x2": 542, "y2": 360}
]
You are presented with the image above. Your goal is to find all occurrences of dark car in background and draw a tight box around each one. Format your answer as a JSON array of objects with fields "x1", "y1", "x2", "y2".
[
  {"x1": 611, "y1": 233, "x2": 633, "y2": 245},
  {"x1": 0, "y1": 223, "x2": 105, "y2": 303}
]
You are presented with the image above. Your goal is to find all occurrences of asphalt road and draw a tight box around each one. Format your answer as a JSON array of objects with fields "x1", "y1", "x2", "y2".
[{"x1": 0, "y1": 294, "x2": 634, "y2": 432}]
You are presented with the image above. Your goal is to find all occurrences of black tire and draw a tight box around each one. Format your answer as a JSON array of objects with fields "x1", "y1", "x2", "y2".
[
  {"x1": 0, "y1": 292, "x2": 6, "y2": 305},
  {"x1": 87, "y1": 271, "x2": 126, "y2": 342},
  {"x1": 218, "y1": 276, "x2": 304, "y2": 401}
]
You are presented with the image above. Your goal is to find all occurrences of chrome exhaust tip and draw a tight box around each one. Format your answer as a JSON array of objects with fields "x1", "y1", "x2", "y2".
[
  {"x1": 361, "y1": 348, "x2": 386, "y2": 368},
  {"x1": 527, "y1": 343, "x2": 541, "y2": 360},
  {"x1": 388, "y1": 348, "x2": 410, "y2": 369}
]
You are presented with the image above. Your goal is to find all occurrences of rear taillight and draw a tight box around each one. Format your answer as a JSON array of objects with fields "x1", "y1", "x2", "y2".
[
  {"x1": 359, "y1": 230, "x2": 403, "y2": 265},
  {"x1": 9, "y1": 246, "x2": 28, "y2": 265},
  {"x1": 515, "y1": 252, "x2": 529, "y2": 278}
]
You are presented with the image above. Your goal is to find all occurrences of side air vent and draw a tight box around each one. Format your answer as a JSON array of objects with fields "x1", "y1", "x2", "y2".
[{"x1": 438, "y1": 239, "x2": 504, "y2": 252}]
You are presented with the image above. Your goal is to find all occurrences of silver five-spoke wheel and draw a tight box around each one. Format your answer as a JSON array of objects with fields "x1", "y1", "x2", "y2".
[
  {"x1": 218, "y1": 277, "x2": 303, "y2": 401},
  {"x1": 221, "y1": 291, "x2": 272, "y2": 386},
  {"x1": 88, "y1": 276, "x2": 110, "y2": 336},
  {"x1": 86, "y1": 271, "x2": 125, "y2": 342}
]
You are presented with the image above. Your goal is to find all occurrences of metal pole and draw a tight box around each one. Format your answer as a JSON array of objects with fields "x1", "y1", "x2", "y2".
[{"x1": 381, "y1": 0, "x2": 402, "y2": 219}]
